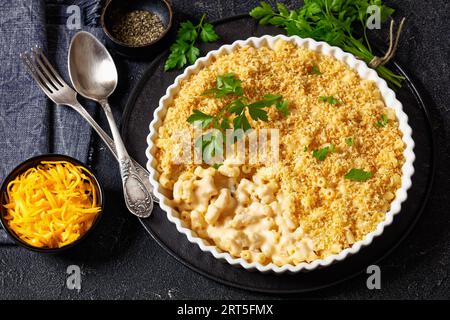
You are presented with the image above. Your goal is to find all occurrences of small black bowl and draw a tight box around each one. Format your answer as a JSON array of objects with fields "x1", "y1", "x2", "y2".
[
  {"x1": 0, "y1": 154, "x2": 104, "y2": 253},
  {"x1": 101, "y1": 0, "x2": 173, "y2": 58}
]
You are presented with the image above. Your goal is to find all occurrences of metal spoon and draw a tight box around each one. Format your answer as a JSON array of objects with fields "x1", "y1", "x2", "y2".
[{"x1": 68, "y1": 31, "x2": 153, "y2": 218}]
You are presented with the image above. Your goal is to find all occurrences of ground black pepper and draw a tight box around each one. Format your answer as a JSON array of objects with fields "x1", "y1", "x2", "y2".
[{"x1": 110, "y1": 10, "x2": 165, "y2": 46}]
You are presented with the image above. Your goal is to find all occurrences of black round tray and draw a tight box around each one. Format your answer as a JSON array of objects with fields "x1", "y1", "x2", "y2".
[{"x1": 121, "y1": 15, "x2": 436, "y2": 293}]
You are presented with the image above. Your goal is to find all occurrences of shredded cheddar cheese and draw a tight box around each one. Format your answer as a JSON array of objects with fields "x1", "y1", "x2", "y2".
[{"x1": 3, "y1": 161, "x2": 101, "y2": 248}]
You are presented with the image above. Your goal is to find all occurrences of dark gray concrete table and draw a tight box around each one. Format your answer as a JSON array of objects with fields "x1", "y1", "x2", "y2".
[{"x1": 1, "y1": 0, "x2": 449, "y2": 299}]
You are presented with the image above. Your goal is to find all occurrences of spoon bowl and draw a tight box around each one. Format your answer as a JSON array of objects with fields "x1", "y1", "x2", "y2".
[{"x1": 69, "y1": 31, "x2": 118, "y2": 102}]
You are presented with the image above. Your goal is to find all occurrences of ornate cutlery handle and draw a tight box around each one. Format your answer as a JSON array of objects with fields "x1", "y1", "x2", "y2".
[
  {"x1": 120, "y1": 158, "x2": 154, "y2": 218},
  {"x1": 99, "y1": 99, "x2": 154, "y2": 218}
]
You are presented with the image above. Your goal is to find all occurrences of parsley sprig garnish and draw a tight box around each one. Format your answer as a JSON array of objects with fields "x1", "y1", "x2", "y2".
[
  {"x1": 165, "y1": 14, "x2": 219, "y2": 71},
  {"x1": 344, "y1": 168, "x2": 373, "y2": 181},
  {"x1": 187, "y1": 73, "x2": 289, "y2": 165},
  {"x1": 250, "y1": 1, "x2": 405, "y2": 88}
]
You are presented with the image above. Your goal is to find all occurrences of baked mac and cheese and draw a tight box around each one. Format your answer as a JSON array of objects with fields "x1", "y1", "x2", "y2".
[{"x1": 154, "y1": 40, "x2": 405, "y2": 266}]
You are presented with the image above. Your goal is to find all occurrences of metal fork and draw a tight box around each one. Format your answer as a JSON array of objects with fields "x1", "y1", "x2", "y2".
[{"x1": 21, "y1": 46, "x2": 157, "y2": 203}]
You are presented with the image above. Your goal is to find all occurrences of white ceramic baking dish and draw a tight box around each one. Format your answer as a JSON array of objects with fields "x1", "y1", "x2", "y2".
[{"x1": 146, "y1": 35, "x2": 415, "y2": 273}]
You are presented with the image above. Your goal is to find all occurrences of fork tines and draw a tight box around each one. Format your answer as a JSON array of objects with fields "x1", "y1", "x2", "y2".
[{"x1": 21, "y1": 46, "x2": 66, "y2": 96}]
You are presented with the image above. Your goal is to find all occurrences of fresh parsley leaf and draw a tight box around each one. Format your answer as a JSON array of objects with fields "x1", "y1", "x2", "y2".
[
  {"x1": 380, "y1": 5, "x2": 395, "y2": 22},
  {"x1": 319, "y1": 96, "x2": 341, "y2": 105},
  {"x1": 203, "y1": 73, "x2": 243, "y2": 98},
  {"x1": 249, "y1": 107, "x2": 269, "y2": 122},
  {"x1": 286, "y1": 21, "x2": 301, "y2": 36},
  {"x1": 217, "y1": 73, "x2": 244, "y2": 96},
  {"x1": 248, "y1": 94, "x2": 288, "y2": 117},
  {"x1": 187, "y1": 109, "x2": 214, "y2": 128},
  {"x1": 305, "y1": 1, "x2": 321, "y2": 17},
  {"x1": 164, "y1": 39, "x2": 191, "y2": 71},
  {"x1": 248, "y1": 94, "x2": 279, "y2": 109},
  {"x1": 276, "y1": 3, "x2": 289, "y2": 17},
  {"x1": 220, "y1": 118, "x2": 230, "y2": 130},
  {"x1": 345, "y1": 137, "x2": 354, "y2": 146},
  {"x1": 344, "y1": 168, "x2": 373, "y2": 181},
  {"x1": 212, "y1": 132, "x2": 224, "y2": 156},
  {"x1": 312, "y1": 148, "x2": 328, "y2": 161},
  {"x1": 247, "y1": 100, "x2": 268, "y2": 109},
  {"x1": 262, "y1": 94, "x2": 282, "y2": 103},
  {"x1": 249, "y1": 1, "x2": 275, "y2": 20},
  {"x1": 164, "y1": 52, "x2": 180, "y2": 71},
  {"x1": 269, "y1": 16, "x2": 287, "y2": 26},
  {"x1": 170, "y1": 39, "x2": 190, "y2": 53},
  {"x1": 376, "y1": 114, "x2": 389, "y2": 127},
  {"x1": 196, "y1": 130, "x2": 224, "y2": 166},
  {"x1": 249, "y1": 1, "x2": 404, "y2": 88},
  {"x1": 202, "y1": 140, "x2": 216, "y2": 163},
  {"x1": 164, "y1": 51, "x2": 186, "y2": 71},
  {"x1": 312, "y1": 145, "x2": 335, "y2": 161},
  {"x1": 178, "y1": 21, "x2": 197, "y2": 42},
  {"x1": 233, "y1": 113, "x2": 251, "y2": 132},
  {"x1": 188, "y1": 74, "x2": 290, "y2": 166},
  {"x1": 329, "y1": 96, "x2": 341, "y2": 105},
  {"x1": 194, "y1": 134, "x2": 204, "y2": 150},
  {"x1": 186, "y1": 45, "x2": 200, "y2": 64},
  {"x1": 228, "y1": 99, "x2": 246, "y2": 114},
  {"x1": 276, "y1": 100, "x2": 289, "y2": 116},
  {"x1": 195, "y1": 132, "x2": 211, "y2": 152},
  {"x1": 311, "y1": 65, "x2": 322, "y2": 75},
  {"x1": 200, "y1": 23, "x2": 219, "y2": 42},
  {"x1": 249, "y1": 7, "x2": 271, "y2": 20}
]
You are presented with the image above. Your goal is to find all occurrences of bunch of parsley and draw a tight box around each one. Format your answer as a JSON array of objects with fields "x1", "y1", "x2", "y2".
[
  {"x1": 165, "y1": 14, "x2": 219, "y2": 71},
  {"x1": 250, "y1": 0, "x2": 404, "y2": 88},
  {"x1": 187, "y1": 74, "x2": 289, "y2": 165}
]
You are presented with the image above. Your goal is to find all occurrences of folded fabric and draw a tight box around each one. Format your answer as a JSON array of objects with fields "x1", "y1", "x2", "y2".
[
  {"x1": 0, "y1": 1, "x2": 49, "y2": 244},
  {"x1": 0, "y1": 1, "x2": 49, "y2": 179}
]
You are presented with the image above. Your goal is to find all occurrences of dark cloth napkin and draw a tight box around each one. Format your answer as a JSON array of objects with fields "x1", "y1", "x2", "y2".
[{"x1": 0, "y1": 0, "x2": 102, "y2": 244}]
